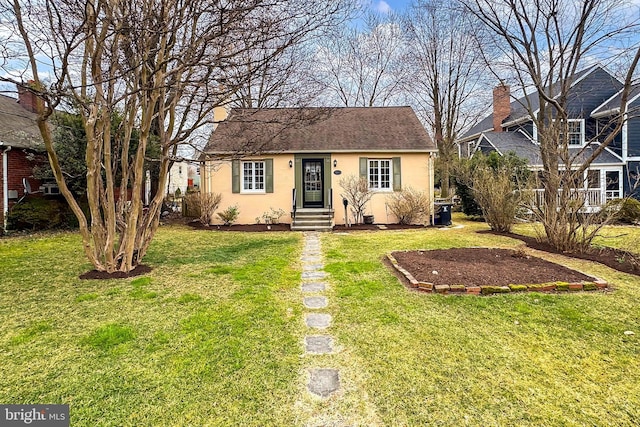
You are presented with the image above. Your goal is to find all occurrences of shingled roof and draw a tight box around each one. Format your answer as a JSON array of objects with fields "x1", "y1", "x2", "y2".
[
  {"x1": 0, "y1": 94, "x2": 43, "y2": 151},
  {"x1": 461, "y1": 65, "x2": 619, "y2": 141},
  {"x1": 477, "y1": 131, "x2": 623, "y2": 167},
  {"x1": 202, "y1": 107, "x2": 436, "y2": 156}
]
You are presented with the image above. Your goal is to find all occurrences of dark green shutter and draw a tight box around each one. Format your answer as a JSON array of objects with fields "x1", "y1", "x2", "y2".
[
  {"x1": 359, "y1": 157, "x2": 368, "y2": 180},
  {"x1": 232, "y1": 160, "x2": 240, "y2": 193},
  {"x1": 324, "y1": 157, "x2": 332, "y2": 208},
  {"x1": 294, "y1": 157, "x2": 302, "y2": 208},
  {"x1": 265, "y1": 159, "x2": 273, "y2": 193},
  {"x1": 392, "y1": 157, "x2": 401, "y2": 191}
]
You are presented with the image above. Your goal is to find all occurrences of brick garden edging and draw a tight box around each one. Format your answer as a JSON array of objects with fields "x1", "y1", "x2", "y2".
[{"x1": 386, "y1": 252, "x2": 609, "y2": 295}]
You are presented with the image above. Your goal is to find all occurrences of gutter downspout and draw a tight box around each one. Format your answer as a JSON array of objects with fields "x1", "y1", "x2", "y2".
[{"x1": 2, "y1": 144, "x2": 11, "y2": 230}]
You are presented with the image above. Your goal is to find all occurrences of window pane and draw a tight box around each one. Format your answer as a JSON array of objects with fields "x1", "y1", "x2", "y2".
[
  {"x1": 242, "y1": 161, "x2": 265, "y2": 191},
  {"x1": 369, "y1": 160, "x2": 379, "y2": 188},
  {"x1": 380, "y1": 160, "x2": 390, "y2": 188},
  {"x1": 587, "y1": 170, "x2": 600, "y2": 188},
  {"x1": 568, "y1": 121, "x2": 582, "y2": 145},
  {"x1": 606, "y1": 171, "x2": 619, "y2": 191},
  {"x1": 254, "y1": 162, "x2": 264, "y2": 190},
  {"x1": 243, "y1": 162, "x2": 252, "y2": 190}
]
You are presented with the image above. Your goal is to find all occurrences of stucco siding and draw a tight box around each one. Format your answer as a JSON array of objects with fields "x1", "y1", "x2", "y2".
[
  {"x1": 202, "y1": 154, "x2": 295, "y2": 225},
  {"x1": 330, "y1": 152, "x2": 433, "y2": 225},
  {"x1": 202, "y1": 151, "x2": 434, "y2": 226}
]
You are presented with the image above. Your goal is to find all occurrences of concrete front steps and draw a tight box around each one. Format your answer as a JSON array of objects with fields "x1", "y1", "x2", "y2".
[{"x1": 290, "y1": 208, "x2": 334, "y2": 232}]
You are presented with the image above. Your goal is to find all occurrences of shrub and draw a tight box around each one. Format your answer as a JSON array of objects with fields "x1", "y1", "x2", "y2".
[
  {"x1": 199, "y1": 192, "x2": 222, "y2": 225},
  {"x1": 217, "y1": 205, "x2": 239, "y2": 225},
  {"x1": 261, "y1": 207, "x2": 286, "y2": 224},
  {"x1": 453, "y1": 176, "x2": 483, "y2": 217},
  {"x1": 603, "y1": 197, "x2": 640, "y2": 224},
  {"x1": 7, "y1": 196, "x2": 79, "y2": 230},
  {"x1": 339, "y1": 175, "x2": 373, "y2": 224},
  {"x1": 454, "y1": 152, "x2": 531, "y2": 232},
  {"x1": 386, "y1": 187, "x2": 429, "y2": 224}
]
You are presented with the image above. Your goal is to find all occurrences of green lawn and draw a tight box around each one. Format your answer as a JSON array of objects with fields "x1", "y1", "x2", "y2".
[{"x1": 1, "y1": 217, "x2": 639, "y2": 426}]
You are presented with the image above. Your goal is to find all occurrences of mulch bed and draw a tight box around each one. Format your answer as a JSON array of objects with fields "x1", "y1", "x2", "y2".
[
  {"x1": 333, "y1": 224, "x2": 426, "y2": 231},
  {"x1": 391, "y1": 248, "x2": 595, "y2": 287},
  {"x1": 187, "y1": 221, "x2": 426, "y2": 232},
  {"x1": 79, "y1": 264, "x2": 152, "y2": 280},
  {"x1": 481, "y1": 230, "x2": 640, "y2": 277},
  {"x1": 187, "y1": 222, "x2": 291, "y2": 232}
]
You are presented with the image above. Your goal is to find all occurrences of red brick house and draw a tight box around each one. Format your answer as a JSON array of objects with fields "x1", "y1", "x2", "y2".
[{"x1": 0, "y1": 86, "x2": 45, "y2": 228}]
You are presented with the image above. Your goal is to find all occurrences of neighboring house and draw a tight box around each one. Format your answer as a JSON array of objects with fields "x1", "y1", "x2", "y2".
[
  {"x1": 166, "y1": 161, "x2": 191, "y2": 196},
  {"x1": 200, "y1": 107, "x2": 437, "y2": 230},
  {"x1": 458, "y1": 65, "x2": 639, "y2": 210},
  {"x1": 0, "y1": 86, "x2": 45, "y2": 228}
]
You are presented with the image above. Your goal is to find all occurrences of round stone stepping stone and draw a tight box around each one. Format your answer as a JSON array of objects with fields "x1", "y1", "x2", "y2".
[
  {"x1": 308, "y1": 368, "x2": 340, "y2": 398},
  {"x1": 306, "y1": 313, "x2": 331, "y2": 329},
  {"x1": 305, "y1": 335, "x2": 333, "y2": 354},
  {"x1": 301, "y1": 282, "x2": 326, "y2": 292},
  {"x1": 302, "y1": 271, "x2": 327, "y2": 280},
  {"x1": 301, "y1": 256, "x2": 322, "y2": 263},
  {"x1": 304, "y1": 296, "x2": 328, "y2": 309}
]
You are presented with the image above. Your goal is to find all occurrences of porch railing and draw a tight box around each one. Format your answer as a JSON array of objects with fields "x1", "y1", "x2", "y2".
[{"x1": 531, "y1": 188, "x2": 615, "y2": 210}]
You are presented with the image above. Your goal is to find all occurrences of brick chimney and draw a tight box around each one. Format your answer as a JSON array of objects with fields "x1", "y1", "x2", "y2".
[
  {"x1": 492, "y1": 84, "x2": 510, "y2": 132},
  {"x1": 17, "y1": 81, "x2": 42, "y2": 113}
]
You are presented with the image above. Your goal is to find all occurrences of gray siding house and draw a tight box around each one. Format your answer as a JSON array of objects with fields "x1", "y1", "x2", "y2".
[{"x1": 458, "y1": 65, "x2": 639, "y2": 209}]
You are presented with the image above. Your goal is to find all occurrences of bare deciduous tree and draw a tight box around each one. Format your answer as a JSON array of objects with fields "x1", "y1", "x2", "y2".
[
  {"x1": 316, "y1": 12, "x2": 407, "y2": 107},
  {"x1": 462, "y1": 0, "x2": 640, "y2": 252},
  {"x1": 1, "y1": 0, "x2": 350, "y2": 272},
  {"x1": 402, "y1": 0, "x2": 485, "y2": 198}
]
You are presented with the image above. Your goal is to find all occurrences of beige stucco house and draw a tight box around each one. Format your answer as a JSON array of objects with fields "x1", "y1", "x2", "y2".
[{"x1": 200, "y1": 107, "x2": 437, "y2": 230}]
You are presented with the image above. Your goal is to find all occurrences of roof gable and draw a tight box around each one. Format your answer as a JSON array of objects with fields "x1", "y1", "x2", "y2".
[
  {"x1": 0, "y1": 94, "x2": 43, "y2": 150},
  {"x1": 461, "y1": 66, "x2": 622, "y2": 141},
  {"x1": 203, "y1": 107, "x2": 436, "y2": 155}
]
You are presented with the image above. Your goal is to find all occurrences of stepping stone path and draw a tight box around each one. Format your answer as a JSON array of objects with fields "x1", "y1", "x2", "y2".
[
  {"x1": 301, "y1": 232, "x2": 340, "y2": 399},
  {"x1": 303, "y1": 296, "x2": 328, "y2": 309}
]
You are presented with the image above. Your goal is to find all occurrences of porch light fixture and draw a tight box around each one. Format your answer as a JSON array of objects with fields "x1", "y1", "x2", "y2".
[
  {"x1": 289, "y1": 160, "x2": 293, "y2": 168},
  {"x1": 333, "y1": 159, "x2": 337, "y2": 168}
]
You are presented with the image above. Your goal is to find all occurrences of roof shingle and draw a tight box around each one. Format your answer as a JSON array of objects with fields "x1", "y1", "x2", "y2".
[
  {"x1": 0, "y1": 94, "x2": 43, "y2": 150},
  {"x1": 202, "y1": 107, "x2": 436, "y2": 156}
]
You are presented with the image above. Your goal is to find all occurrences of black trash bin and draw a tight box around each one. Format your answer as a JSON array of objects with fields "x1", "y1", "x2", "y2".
[{"x1": 434, "y1": 202, "x2": 452, "y2": 226}]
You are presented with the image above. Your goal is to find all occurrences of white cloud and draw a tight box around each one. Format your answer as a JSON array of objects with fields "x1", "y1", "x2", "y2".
[{"x1": 374, "y1": 1, "x2": 392, "y2": 14}]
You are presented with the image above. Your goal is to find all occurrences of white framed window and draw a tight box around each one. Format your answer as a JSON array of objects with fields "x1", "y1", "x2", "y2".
[
  {"x1": 242, "y1": 161, "x2": 265, "y2": 192},
  {"x1": 369, "y1": 159, "x2": 392, "y2": 190},
  {"x1": 561, "y1": 119, "x2": 584, "y2": 146}
]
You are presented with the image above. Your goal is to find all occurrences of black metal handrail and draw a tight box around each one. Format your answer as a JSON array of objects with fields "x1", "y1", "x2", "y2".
[{"x1": 292, "y1": 188, "x2": 297, "y2": 220}]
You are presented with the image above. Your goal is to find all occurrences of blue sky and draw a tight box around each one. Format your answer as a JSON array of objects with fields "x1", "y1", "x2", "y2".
[{"x1": 369, "y1": 0, "x2": 413, "y2": 14}]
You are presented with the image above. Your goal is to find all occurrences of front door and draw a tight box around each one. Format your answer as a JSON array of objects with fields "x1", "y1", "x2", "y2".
[{"x1": 303, "y1": 159, "x2": 323, "y2": 208}]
